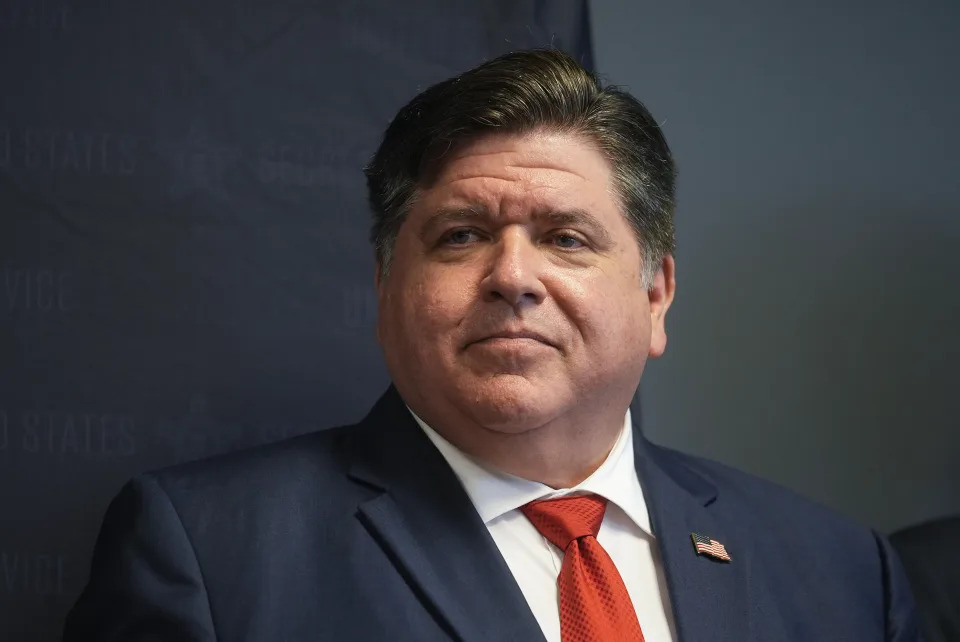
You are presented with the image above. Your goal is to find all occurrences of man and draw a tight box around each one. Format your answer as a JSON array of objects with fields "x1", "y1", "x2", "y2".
[
  {"x1": 64, "y1": 49, "x2": 920, "y2": 641},
  {"x1": 891, "y1": 516, "x2": 960, "y2": 642}
]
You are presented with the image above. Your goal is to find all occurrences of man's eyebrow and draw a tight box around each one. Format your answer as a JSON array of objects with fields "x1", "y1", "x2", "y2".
[
  {"x1": 534, "y1": 209, "x2": 613, "y2": 245},
  {"x1": 419, "y1": 205, "x2": 614, "y2": 245},
  {"x1": 419, "y1": 206, "x2": 490, "y2": 237}
]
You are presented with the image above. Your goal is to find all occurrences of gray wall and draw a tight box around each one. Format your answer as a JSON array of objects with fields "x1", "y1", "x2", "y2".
[{"x1": 590, "y1": 0, "x2": 960, "y2": 534}]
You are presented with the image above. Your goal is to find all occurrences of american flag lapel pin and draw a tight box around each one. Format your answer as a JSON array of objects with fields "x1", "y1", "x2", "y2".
[{"x1": 691, "y1": 532, "x2": 732, "y2": 562}]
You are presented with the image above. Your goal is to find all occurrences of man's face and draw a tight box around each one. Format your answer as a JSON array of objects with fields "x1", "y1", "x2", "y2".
[{"x1": 376, "y1": 130, "x2": 673, "y2": 433}]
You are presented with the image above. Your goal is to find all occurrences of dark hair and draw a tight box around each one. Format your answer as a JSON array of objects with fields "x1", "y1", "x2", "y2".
[{"x1": 364, "y1": 48, "x2": 676, "y2": 285}]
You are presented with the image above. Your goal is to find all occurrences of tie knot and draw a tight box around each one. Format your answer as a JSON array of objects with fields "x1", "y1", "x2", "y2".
[{"x1": 520, "y1": 494, "x2": 608, "y2": 550}]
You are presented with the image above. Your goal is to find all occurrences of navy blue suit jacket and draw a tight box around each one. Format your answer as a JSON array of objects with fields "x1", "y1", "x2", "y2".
[{"x1": 64, "y1": 387, "x2": 920, "y2": 641}]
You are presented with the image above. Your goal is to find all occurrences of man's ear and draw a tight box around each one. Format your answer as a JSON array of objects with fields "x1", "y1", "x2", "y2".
[{"x1": 648, "y1": 254, "x2": 676, "y2": 359}]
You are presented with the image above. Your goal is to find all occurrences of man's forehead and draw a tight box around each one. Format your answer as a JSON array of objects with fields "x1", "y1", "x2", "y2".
[
  {"x1": 421, "y1": 174, "x2": 588, "y2": 209},
  {"x1": 409, "y1": 181, "x2": 612, "y2": 232},
  {"x1": 423, "y1": 129, "x2": 609, "y2": 186}
]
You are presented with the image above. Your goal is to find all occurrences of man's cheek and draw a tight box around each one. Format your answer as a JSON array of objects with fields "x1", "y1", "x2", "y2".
[{"x1": 422, "y1": 289, "x2": 468, "y2": 321}]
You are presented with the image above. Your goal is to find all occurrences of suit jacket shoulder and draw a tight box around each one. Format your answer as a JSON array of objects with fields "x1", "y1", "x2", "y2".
[
  {"x1": 149, "y1": 423, "x2": 360, "y2": 510},
  {"x1": 639, "y1": 440, "x2": 920, "y2": 642},
  {"x1": 66, "y1": 391, "x2": 547, "y2": 642},
  {"x1": 652, "y1": 440, "x2": 870, "y2": 539}
]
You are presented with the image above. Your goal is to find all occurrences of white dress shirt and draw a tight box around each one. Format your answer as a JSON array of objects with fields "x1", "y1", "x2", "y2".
[{"x1": 412, "y1": 409, "x2": 678, "y2": 642}]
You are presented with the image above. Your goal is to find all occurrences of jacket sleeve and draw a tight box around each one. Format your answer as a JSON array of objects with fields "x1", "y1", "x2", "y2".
[
  {"x1": 62, "y1": 475, "x2": 217, "y2": 641},
  {"x1": 875, "y1": 531, "x2": 924, "y2": 642}
]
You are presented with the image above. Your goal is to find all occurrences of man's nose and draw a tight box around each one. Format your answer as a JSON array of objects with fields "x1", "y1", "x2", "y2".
[{"x1": 480, "y1": 230, "x2": 548, "y2": 309}]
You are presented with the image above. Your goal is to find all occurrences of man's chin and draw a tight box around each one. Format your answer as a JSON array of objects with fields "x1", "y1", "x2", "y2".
[{"x1": 452, "y1": 375, "x2": 569, "y2": 433}]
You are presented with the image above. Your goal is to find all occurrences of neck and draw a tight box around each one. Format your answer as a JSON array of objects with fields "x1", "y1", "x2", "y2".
[
  {"x1": 416, "y1": 399, "x2": 631, "y2": 489},
  {"x1": 487, "y1": 423, "x2": 623, "y2": 488}
]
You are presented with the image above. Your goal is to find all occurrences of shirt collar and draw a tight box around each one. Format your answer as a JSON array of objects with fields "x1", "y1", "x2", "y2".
[{"x1": 412, "y1": 407, "x2": 652, "y2": 536}]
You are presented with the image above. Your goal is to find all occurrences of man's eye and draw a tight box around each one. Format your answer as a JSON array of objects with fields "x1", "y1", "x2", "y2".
[
  {"x1": 443, "y1": 229, "x2": 479, "y2": 245},
  {"x1": 552, "y1": 234, "x2": 585, "y2": 249}
]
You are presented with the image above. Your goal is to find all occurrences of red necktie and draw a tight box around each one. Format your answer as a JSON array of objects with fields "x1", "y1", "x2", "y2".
[{"x1": 521, "y1": 494, "x2": 646, "y2": 642}]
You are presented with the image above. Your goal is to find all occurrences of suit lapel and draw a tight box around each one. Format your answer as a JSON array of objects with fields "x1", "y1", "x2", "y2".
[
  {"x1": 634, "y1": 428, "x2": 752, "y2": 642},
  {"x1": 347, "y1": 388, "x2": 753, "y2": 641},
  {"x1": 347, "y1": 388, "x2": 545, "y2": 642}
]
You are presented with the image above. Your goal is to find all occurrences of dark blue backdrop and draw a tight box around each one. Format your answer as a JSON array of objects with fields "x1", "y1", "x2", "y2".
[{"x1": 0, "y1": 2, "x2": 594, "y2": 639}]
